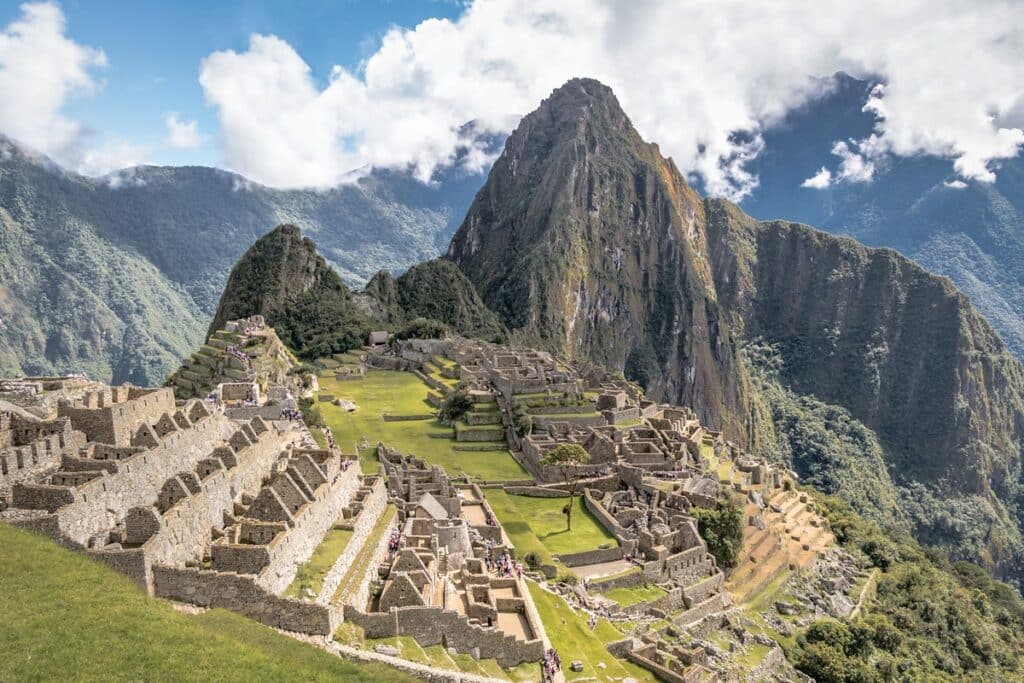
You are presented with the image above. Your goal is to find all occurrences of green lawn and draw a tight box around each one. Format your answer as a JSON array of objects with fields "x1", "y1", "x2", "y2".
[
  {"x1": 318, "y1": 370, "x2": 528, "y2": 481},
  {"x1": 485, "y1": 491, "x2": 618, "y2": 572},
  {"x1": 0, "y1": 523, "x2": 413, "y2": 682},
  {"x1": 527, "y1": 582, "x2": 654, "y2": 682},
  {"x1": 602, "y1": 583, "x2": 667, "y2": 608},
  {"x1": 284, "y1": 527, "x2": 354, "y2": 598}
]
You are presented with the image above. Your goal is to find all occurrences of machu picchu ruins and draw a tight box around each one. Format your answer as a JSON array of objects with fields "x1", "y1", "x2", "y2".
[{"x1": 0, "y1": 325, "x2": 862, "y2": 683}]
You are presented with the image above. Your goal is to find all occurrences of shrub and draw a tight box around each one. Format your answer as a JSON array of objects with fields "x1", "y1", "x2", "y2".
[
  {"x1": 523, "y1": 552, "x2": 542, "y2": 570},
  {"x1": 395, "y1": 317, "x2": 448, "y2": 340}
]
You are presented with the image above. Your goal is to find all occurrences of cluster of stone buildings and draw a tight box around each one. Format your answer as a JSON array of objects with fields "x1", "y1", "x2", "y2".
[{"x1": 343, "y1": 446, "x2": 546, "y2": 668}]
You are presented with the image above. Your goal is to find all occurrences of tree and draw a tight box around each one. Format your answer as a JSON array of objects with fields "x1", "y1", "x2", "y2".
[
  {"x1": 540, "y1": 443, "x2": 590, "y2": 531},
  {"x1": 439, "y1": 388, "x2": 474, "y2": 423},
  {"x1": 690, "y1": 496, "x2": 744, "y2": 568}
]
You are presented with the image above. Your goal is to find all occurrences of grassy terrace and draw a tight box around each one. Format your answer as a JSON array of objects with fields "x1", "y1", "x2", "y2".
[
  {"x1": 317, "y1": 369, "x2": 528, "y2": 481},
  {"x1": 485, "y1": 491, "x2": 618, "y2": 565},
  {"x1": 0, "y1": 523, "x2": 413, "y2": 682},
  {"x1": 283, "y1": 527, "x2": 354, "y2": 599},
  {"x1": 603, "y1": 583, "x2": 667, "y2": 608},
  {"x1": 333, "y1": 505, "x2": 397, "y2": 604},
  {"x1": 527, "y1": 582, "x2": 654, "y2": 682}
]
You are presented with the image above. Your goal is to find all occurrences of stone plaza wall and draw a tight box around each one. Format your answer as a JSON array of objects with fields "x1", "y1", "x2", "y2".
[
  {"x1": 153, "y1": 565, "x2": 341, "y2": 635},
  {"x1": 556, "y1": 546, "x2": 623, "y2": 567},
  {"x1": 344, "y1": 604, "x2": 544, "y2": 668}
]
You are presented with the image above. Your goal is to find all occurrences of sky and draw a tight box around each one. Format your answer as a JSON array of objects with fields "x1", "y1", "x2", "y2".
[{"x1": 1, "y1": 0, "x2": 1022, "y2": 199}]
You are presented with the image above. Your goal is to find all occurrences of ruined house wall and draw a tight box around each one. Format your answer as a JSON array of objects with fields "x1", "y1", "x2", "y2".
[
  {"x1": 0, "y1": 427, "x2": 86, "y2": 494},
  {"x1": 346, "y1": 510, "x2": 399, "y2": 610},
  {"x1": 58, "y1": 388, "x2": 175, "y2": 446},
  {"x1": 139, "y1": 428, "x2": 288, "y2": 568},
  {"x1": 38, "y1": 414, "x2": 235, "y2": 546},
  {"x1": 255, "y1": 463, "x2": 362, "y2": 595}
]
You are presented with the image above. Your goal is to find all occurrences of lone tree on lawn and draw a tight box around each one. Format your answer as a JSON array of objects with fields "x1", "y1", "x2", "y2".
[{"x1": 540, "y1": 443, "x2": 590, "y2": 531}]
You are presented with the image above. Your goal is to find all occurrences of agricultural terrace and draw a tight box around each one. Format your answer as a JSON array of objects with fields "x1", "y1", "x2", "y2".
[{"x1": 316, "y1": 369, "x2": 528, "y2": 481}]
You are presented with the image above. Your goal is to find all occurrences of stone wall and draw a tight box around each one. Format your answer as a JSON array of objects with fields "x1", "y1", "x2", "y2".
[
  {"x1": 153, "y1": 565, "x2": 341, "y2": 635},
  {"x1": 556, "y1": 546, "x2": 623, "y2": 567},
  {"x1": 132, "y1": 424, "x2": 288, "y2": 570},
  {"x1": 254, "y1": 463, "x2": 362, "y2": 595},
  {"x1": 317, "y1": 477, "x2": 387, "y2": 604},
  {"x1": 346, "y1": 508, "x2": 399, "y2": 610},
  {"x1": 58, "y1": 387, "x2": 175, "y2": 446},
  {"x1": 12, "y1": 412, "x2": 239, "y2": 546},
  {"x1": 344, "y1": 605, "x2": 544, "y2": 668}
]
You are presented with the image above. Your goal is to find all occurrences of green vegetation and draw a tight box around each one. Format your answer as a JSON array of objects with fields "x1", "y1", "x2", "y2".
[
  {"x1": 395, "y1": 317, "x2": 448, "y2": 340},
  {"x1": 0, "y1": 522, "x2": 412, "y2": 682},
  {"x1": 210, "y1": 225, "x2": 373, "y2": 360},
  {"x1": 603, "y1": 583, "x2": 667, "y2": 608},
  {"x1": 540, "y1": 443, "x2": 591, "y2": 531},
  {"x1": 318, "y1": 369, "x2": 527, "y2": 481},
  {"x1": 484, "y1": 490, "x2": 617, "y2": 560},
  {"x1": 284, "y1": 527, "x2": 354, "y2": 598},
  {"x1": 364, "y1": 259, "x2": 507, "y2": 342},
  {"x1": 787, "y1": 496, "x2": 1024, "y2": 682},
  {"x1": 438, "y1": 387, "x2": 474, "y2": 422},
  {"x1": 526, "y1": 582, "x2": 654, "y2": 681},
  {"x1": 745, "y1": 341, "x2": 908, "y2": 533},
  {"x1": 690, "y1": 496, "x2": 744, "y2": 569}
]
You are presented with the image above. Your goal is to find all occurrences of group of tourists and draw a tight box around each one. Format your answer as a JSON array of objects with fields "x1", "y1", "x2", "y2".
[
  {"x1": 487, "y1": 552, "x2": 524, "y2": 579},
  {"x1": 542, "y1": 648, "x2": 561, "y2": 680}
]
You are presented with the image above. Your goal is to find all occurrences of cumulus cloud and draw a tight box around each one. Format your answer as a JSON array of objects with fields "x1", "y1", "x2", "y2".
[
  {"x1": 944, "y1": 179, "x2": 968, "y2": 189},
  {"x1": 0, "y1": 2, "x2": 107, "y2": 168},
  {"x1": 164, "y1": 113, "x2": 202, "y2": 149},
  {"x1": 198, "y1": 0, "x2": 1024, "y2": 196},
  {"x1": 801, "y1": 167, "x2": 833, "y2": 189}
]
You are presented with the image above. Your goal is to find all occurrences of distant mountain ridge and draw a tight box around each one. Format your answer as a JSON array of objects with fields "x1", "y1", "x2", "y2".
[
  {"x1": 738, "y1": 72, "x2": 1024, "y2": 361},
  {"x1": 0, "y1": 135, "x2": 488, "y2": 384},
  {"x1": 447, "y1": 77, "x2": 1024, "y2": 583}
]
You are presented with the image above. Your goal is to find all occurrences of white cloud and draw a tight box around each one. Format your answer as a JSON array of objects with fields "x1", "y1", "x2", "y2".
[
  {"x1": 944, "y1": 179, "x2": 968, "y2": 189},
  {"x1": 164, "y1": 113, "x2": 202, "y2": 149},
  {"x1": 199, "y1": 0, "x2": 1024, "y2": 196},
  {"x1": 0, "y1": 2, "x2": 107, "y2": 168},
  {"x1": 801, "y1": 167, "x2": 833, "y2": 189}
]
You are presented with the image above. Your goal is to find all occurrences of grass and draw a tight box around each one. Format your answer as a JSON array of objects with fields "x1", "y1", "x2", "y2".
[
  {"x1": 603, "y1": 583, "x2": 667, "y2": 608},
  {"x1": 317, "y1": 369, "x2": 528, "y2": 481},
  {"x1": 0, "y1": 522, "x2": 413, "y2": 682},
  {"x1": 485, "y1": 490, "x2": 617, "y2": 557},
  {"x1": 526, "y1": 582, "x2": 654, "y2": 682},
  {"x1": 333, "y1": 506, "x2": 397, "y2": 604},
  {"x1": 283, "y1": 527, "x2": 354, "y2": 599}
]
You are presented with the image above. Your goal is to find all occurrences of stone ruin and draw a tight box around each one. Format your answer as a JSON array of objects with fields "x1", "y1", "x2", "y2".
[{"x1": 341, "y1": 447, "x2": 546, "y2": 668}]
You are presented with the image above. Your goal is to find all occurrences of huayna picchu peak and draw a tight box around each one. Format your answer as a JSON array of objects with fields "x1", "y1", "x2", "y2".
[{"x1": 4, "y1": 6, "x2": 1024, "y2": 679}]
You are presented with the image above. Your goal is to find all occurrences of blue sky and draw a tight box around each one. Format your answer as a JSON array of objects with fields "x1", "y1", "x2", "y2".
[
  {"x1": 0, "y1": 0, "x2": 463, "y2": 168},
  {"x1": 0, "y1": 1, "x2": 1020, "y2": 196}
]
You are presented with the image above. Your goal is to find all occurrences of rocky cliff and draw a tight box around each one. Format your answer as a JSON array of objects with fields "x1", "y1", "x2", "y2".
[
  {"x1": 447, "y1": 78, "x2": 752, "y2": 439},
  {"x1": 448, "y1": 78, "x2": 1024, "y2": 581}
]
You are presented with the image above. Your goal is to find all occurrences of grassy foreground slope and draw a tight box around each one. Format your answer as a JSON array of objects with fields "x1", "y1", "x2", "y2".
[{"x1": 0, "y1": 524, "x2": 413, "y2": 682}]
